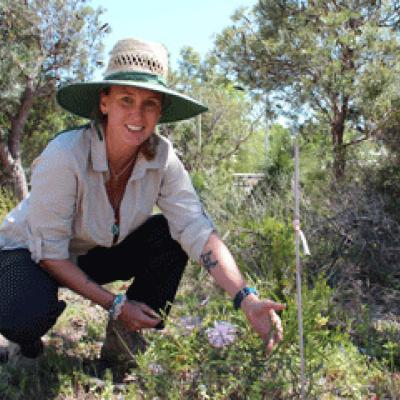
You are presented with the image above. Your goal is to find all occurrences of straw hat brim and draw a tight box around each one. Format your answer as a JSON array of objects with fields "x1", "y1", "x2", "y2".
[{"x1": 56, "y1": 80, "x2": 207, "y2": 124}]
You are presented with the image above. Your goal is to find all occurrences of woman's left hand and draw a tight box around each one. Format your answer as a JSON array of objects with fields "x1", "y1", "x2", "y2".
[{"x1": 241, "y1": 295, "x2": 285, "y2": 354}]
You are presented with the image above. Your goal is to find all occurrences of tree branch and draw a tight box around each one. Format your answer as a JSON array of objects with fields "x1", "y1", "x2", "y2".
[
  {"x1": 215, "y1": 115, "x2": 261, "y2": 163},
  {"x1": 310, "y1": 90, "x2": 332, "y2": 122},
  {"x1": 205, "y1": 111, "x2": 224, "y2": 140},
  {"x1": 342, "y1": 136, "x2": 369, "y2": 148}
]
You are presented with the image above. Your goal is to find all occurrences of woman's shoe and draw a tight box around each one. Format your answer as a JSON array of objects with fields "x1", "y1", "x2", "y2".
[{"x1": 0, "y1": 335, "x2": 43, "y2": 368}]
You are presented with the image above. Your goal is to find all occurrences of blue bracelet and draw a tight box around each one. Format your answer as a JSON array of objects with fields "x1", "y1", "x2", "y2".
[
  {"x1": 233, "y1": 287, "x2": 258, "y2": 310},
  {"x1": 109, "y1": 293, "x2": 127, "y2": 320}
]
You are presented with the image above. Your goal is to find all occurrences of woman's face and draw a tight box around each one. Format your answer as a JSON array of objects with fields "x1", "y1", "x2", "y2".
[{"x1": 100, "y1": 85, "x2": 162, "y2": 150}]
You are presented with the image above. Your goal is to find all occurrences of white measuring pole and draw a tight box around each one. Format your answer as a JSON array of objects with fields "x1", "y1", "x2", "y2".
[{"x1": 293, "y1": 133, "x2": 306, "y2": 399}]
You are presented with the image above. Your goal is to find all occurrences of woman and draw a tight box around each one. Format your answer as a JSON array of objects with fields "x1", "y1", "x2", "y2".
[{"x1": 0, "y1": 38, "x2": 284, "y2": 371}]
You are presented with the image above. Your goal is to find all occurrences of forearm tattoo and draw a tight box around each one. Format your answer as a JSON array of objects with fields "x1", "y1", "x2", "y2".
[{"x1": 200, "y1": 250, "x2": 218, "y2": 272}]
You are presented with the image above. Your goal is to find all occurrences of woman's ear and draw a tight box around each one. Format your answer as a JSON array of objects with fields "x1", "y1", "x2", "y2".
[{"x1": 99, "y1": 92, "x2": 108, "y2": 115}]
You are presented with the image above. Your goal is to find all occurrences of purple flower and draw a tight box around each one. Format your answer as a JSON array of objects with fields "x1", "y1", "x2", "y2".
[
  {"x1": 179, "y1": 316, "x2": 202, "y2": 333},
  {"x1": 148, "y1": 362, "x2": 164, "y2": 375},
  {"x1": 206, "y1": 321, "x2": 237, "y2": 348}
]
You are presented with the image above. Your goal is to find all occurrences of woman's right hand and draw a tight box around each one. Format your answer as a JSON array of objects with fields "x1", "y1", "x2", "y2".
[{"x1": 118, "y1": 300, "x2": 161, "y2": 331}]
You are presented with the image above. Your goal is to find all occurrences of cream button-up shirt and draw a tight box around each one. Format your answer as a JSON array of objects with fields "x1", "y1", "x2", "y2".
[{"x1": 0, "y1": 124, "x2": 215, "y2": 263}]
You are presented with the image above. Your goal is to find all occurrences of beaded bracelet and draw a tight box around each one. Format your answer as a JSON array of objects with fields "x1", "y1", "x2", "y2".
[
  {"x1": 109, "y1": 293, "x2": 127, "y2": 320},
  {"x1": 233, "y1": 287, "x2": 258, "y2": 310}
]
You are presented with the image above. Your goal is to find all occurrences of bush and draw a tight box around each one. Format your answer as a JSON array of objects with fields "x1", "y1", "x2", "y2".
[
  {"x1": 125, "y1": 273, "x2": 388, "y2": 399},
  {"x1": 0, "y1": 188, "x2": 16, "y2": 222},
  {"x1": 300, "y1": 171, "x2": 400, "y2": 373},
  {"x1": 230, "y1": 214, "x2": 295, "y2": 300}
]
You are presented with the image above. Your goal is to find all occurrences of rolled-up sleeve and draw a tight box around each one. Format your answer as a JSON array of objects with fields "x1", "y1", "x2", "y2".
[
  {"x1": 157, "y1": 146, "x2": 215, "y2": 261},
  {"x1": 27, "y1": 143, "x2": 77, "y2": 263}
]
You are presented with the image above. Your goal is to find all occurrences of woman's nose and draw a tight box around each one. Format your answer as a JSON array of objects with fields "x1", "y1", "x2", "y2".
[{"x1": 129, "y1": 104, "x2": 144, "y2": 121}]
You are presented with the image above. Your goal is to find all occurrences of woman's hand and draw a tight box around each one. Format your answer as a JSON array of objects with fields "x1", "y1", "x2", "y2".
[
  {"x1": 241, "y1": 295, "x2": 285, "y2": 354},
  {"x1": 118, "y1": 300, "x2": 161, "y2": 331}
]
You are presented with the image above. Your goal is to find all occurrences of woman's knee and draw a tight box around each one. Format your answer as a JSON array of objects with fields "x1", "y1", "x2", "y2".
[
  {"x1": 142, "y1": 215, "x2": 187, "y2": 254},
  {"x1": 1, "y1": 299, "x2": 66, "y2": 343},
  {"x1": 0, "y1": 249, "x2": 65, "y2": 341},
  {"x1": 141, "y1": 214, "x2": 170, "y2": 240}
]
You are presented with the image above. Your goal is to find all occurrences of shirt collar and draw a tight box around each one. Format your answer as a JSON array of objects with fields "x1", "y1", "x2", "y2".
[
  {"x1": 130, "y1": 151, "x2": 162, "y2": 181},
  {"x1": 89, "y1": 122, "x2": 108, "y2": 172},
  {"x1": 89, "y1": 122, "x2": 162, "y2": 178}
]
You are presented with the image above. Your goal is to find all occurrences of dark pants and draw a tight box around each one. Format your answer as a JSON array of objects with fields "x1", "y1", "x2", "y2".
[{"x1": 0, "y1": 215, "x2": 188, "y2": 347}]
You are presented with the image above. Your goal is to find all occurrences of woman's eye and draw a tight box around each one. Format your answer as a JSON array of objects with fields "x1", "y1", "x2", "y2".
[
  {"x1": 121, "y1": 96, "x2": 133, "y2": 105},
  {"x1": 144, "y1": 101, "x2": 160, "y2": 111}
]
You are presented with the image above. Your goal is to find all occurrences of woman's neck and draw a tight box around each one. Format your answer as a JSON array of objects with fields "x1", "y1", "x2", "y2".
[{"x1": 105, "y1": 131, "x2": 139, "y2": 174}]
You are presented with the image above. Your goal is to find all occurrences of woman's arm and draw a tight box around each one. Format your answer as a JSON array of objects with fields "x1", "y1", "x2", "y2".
[
  {"x1": 41, "y1": 259, "x2": 161, "y2": 330},
  {"x1": 200, "y1": 232, "x2": 285, "y2": 352},
  {"x1": 41, "y1": 259, "x2": 115, "y2": 309}
]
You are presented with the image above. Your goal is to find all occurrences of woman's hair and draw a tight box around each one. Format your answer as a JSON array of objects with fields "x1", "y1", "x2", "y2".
[{"x1": 94, "y1": 87, "x2": 160, "y2": 161}]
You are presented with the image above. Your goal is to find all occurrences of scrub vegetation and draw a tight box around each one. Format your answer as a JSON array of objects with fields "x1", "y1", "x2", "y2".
[{"x1": 1, "y1": 1, "x2": 400, "y2": 399}]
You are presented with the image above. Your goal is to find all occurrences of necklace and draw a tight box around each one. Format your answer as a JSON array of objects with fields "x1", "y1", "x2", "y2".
[
  {"x1": 106, "y1": 155, "x2": 137, "y2": 212},
  {"x1": 108, "y1": 155, "x2": 136, "y2": 181}
]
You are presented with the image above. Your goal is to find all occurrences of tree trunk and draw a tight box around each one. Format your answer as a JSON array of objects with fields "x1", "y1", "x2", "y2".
[
  {"x1": 333, "y1": 140, "x2": 346, "y2": 180},
  {"x1": 331, "y1": 97, "x2": 349, "y2": 180},
  {"x1": 6, "y1": 76, "x2": 36, "y2": 200},
  {"x1": 11, "y1": 158, "x2": 28, "y2": 200},
  {"x1": 0, "y1": 142, "x2": 29, "y2": 200}
]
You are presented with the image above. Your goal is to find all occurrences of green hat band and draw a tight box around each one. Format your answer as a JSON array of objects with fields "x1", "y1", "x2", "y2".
[{"x1": 104, "y1": 72, "x2": 167, "y2": 87}]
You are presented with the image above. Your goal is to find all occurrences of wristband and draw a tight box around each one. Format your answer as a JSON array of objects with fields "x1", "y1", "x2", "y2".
[
  {"x1": 233, "y1": 287, "x2": 258, "y2": 310},
  {"x1": 109, "y1": 293, "x2": 127, "y2": 320}
]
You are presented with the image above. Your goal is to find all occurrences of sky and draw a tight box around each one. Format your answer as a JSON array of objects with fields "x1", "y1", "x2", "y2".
[{"x1": 91, "y1": 0, "x2": 257, "y2": 76}]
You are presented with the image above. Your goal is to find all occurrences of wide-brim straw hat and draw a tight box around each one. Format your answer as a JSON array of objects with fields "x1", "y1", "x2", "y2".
[{"x1": 56, "y1": 38, "x2": 207, "y2": 124}]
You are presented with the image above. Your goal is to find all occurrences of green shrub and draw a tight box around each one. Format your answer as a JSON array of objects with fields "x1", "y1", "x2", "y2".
[
  {"x1": 125, "y1": 273, "x2": 388, "y2": 399},
  {"x1": 0, "y1": 188, "x2": 16, "y2": 222},
  {"x1": 228, "y1": 214, "x2": 295, "y2": 301}
]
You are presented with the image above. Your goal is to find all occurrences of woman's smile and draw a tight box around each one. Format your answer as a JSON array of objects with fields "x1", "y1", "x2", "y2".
[
  {"x1": 126, "y1": 124, "x2": 144, "y2": 132},
  {"x1": 100, "y1": 86, "x2": 162, "y2": 150}
]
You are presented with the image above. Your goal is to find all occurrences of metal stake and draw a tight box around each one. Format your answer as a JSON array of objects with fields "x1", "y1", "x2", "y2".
[{"x1": 293, "y1": 134, "x2": 306, "y2": 399}]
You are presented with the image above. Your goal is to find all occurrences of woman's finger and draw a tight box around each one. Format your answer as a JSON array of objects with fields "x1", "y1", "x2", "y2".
[
  {"x1": 123, "y1": 301, "x2": 161, "y2": 329},
  {"x1": 127, "y1": 315, "x2": 158, "y2": 330},
  {"x1": 134, "y1": 311, "x2": 161, "y2": 328},
  {"x1": 269, "y1": 310, "x2": 284, "y2": 341},
  {"x1": 263, "y1": 299, "x2": 286, "y2": 312},
  {"x1": 266, "y1": 336, "x2": 275, "y2": 354},
  {"x1": 261, "y1": 312, "x2": 283, "y2": 354},
  {"x1": 138, "y1": 302, "x2": 162, "y2": 320}
]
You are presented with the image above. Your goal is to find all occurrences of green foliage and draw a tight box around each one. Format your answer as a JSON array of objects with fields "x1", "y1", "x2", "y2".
[
  {"x1": 278, "y1": 276, "x2": 385, "y2": 399},
  {"x1": 215, "y1": 0, "x2": 400, "y2": 177},
  {"x1": 22, "y1": 103, "x2": 84, "y2": 173},
  {"x1": 231, "y1": 215, "x2": 295, "y2": 300},
  {"x1": 0, "y1": 0, "x2": 108, "y2": 197},
  {"x1": 0, "y1": 187, "x2": 16, "y2": 222},
  {"x1": 357, "y1": 314, "x2": 400, "y2": 367},
  {"x1": 189, "y1": 165, "x2": 241, "y2": 225},
  {"x1": 263, "y1": 124, "x2": 294, "y2": 193},
  {"x1": 163, "y1": 47, "x2": 263, "y2": 173},
  {"x1": 232, "y1": 127, "x2": 267, "y2": 173},
  {"x1": 367, "y1": 160, "x2": 400, "y2": 223},
  {"x1": 113, "y1": 273, "x2": 387, "y2": 399}
]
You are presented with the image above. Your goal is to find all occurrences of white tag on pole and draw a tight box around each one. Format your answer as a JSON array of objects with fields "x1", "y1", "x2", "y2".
[{"x1": 293, "y1": 219, "x2": 311, "y2": 256}]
